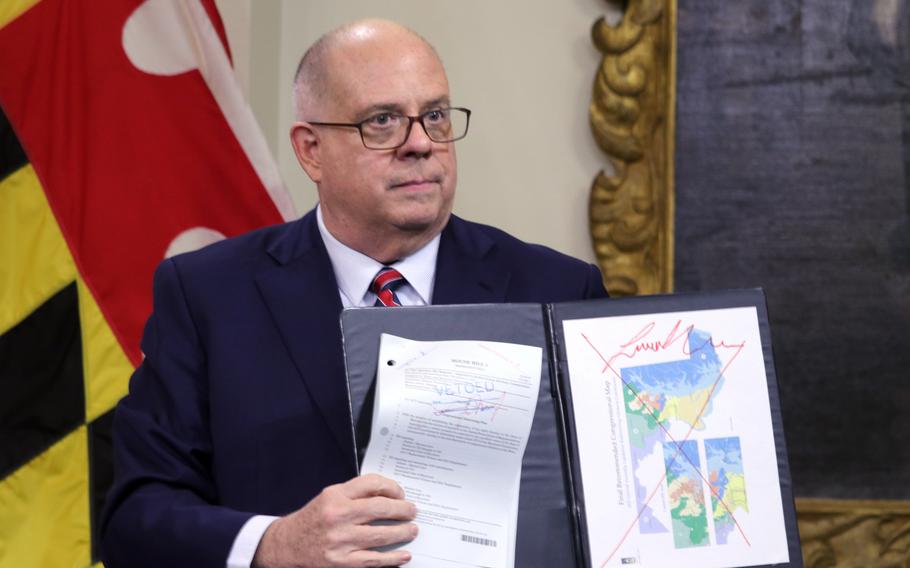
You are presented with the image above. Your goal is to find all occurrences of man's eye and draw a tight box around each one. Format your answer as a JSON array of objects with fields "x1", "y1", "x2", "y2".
[
  {"x1": 366, "y1": 113, "x2": 398, "y2": 127},
  {"x1": 424, "y1": 109, "x2": 449, "y2": 123}
]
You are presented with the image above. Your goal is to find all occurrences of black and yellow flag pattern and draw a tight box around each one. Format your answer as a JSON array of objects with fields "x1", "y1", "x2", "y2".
[
  {"x1": 0, "y1": 106, "x2": 133, "y2": 566},
  {"x1": 0, "y1": 0, "x2": 292, "y2": 563}
]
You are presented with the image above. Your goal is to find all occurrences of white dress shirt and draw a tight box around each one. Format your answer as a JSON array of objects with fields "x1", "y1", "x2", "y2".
[
  {"x1": 316, "y1": 206, "x2": 439, "y2": 308},
  {"x1": 226, "y1": 206, "x2": 441, "y2": 567}
]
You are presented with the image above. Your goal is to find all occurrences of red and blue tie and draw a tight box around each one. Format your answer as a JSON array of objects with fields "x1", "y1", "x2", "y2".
[{"x1": 371, "y1": 267, "x2": 405, "y2": 307}]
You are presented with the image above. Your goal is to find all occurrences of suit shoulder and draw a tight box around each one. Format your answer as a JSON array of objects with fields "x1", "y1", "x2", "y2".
[
  {"x1": 452, "y1": 216, "x2": 593, "y2": 270},
  {"x1": 170, "y1": 222, "x2": 284, "y2": 264},
  {"x1": 163, "y1": 213, "x2": 313, "y2": 280},
  {"x1": 445, "y1": 215, "x2": 608, "y2": 301}
]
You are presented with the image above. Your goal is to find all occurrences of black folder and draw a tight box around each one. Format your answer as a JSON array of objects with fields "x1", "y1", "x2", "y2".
[{"x1": 340, "y1": 289, "x2": 802, "y2": 567}]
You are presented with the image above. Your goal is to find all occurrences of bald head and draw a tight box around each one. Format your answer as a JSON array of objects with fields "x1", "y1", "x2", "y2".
[{"x1": 293, "y1": 19, "x2": 442, "y2": 120}]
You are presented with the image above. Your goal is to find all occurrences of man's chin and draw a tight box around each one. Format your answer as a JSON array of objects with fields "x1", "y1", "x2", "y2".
[{"x1": 392, "y1": 209, "x2": 451, "y2": 234}]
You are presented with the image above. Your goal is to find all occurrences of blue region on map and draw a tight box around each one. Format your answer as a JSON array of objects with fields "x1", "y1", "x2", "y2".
[
  {"x1": 705, "y1": 437, "x2": 744, "y2": 497},
  {"x1": 664, "y1": 439, "x2": 701, "y2": 478},
  {"x1": 623, "y1": 329, "x2": 721, "y2": 395}
]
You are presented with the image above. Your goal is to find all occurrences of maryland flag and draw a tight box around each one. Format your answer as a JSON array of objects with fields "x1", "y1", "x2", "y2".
[{"x1": 0, "y1": 1, "x2": 296, "y2": 565}]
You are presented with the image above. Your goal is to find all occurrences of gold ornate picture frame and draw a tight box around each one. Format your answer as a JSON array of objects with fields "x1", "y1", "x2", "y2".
[{"x1": 589, "y1": 0, "x2": 676, "y2": 297}]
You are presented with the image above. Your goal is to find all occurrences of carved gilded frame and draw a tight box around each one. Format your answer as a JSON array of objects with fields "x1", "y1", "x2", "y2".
[
  {"x1": 589, "y1": 0, "x2": 676, "y2": 297},
  {"x1": 587, "y1": 3, "x2": 910, "y2": 565},
  {"x1": 796, "y1": 498, "x2": 910, "y2": 567}
]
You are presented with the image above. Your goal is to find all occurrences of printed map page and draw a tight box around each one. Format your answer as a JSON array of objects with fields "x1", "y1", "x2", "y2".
[{"x1": 563, "y1": 307, "x2": 790, "y2": 568}]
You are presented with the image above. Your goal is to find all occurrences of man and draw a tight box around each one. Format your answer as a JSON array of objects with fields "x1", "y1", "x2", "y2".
[{"x1": 101, "y1": 19, "x2": 607, "y2": 568}]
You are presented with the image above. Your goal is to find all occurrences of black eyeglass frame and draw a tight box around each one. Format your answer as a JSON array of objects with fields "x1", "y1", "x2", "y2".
[{"x1": 305, "y1": 107, "x2": 472, "y2": 150}]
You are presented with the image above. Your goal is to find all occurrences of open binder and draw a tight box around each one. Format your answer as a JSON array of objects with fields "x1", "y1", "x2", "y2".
[{"x1": 340, "y1": 289, "x2": 802, "y2": 567}]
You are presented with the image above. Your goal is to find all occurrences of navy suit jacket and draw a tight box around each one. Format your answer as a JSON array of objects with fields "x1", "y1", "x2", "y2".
[{"x1": 101, "y1": 209, "x2": 607, "y2": 567}]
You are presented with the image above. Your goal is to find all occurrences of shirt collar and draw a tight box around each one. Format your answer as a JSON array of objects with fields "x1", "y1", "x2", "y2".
[{"x1": 316, "y1": 205, "x2": 440, "y2": 306}]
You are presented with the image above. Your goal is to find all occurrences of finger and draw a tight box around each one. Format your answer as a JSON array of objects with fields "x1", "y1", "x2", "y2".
[
  {"x1": 340, "y1": 473, "x2": 406, "y2": 500},
  {"x1": 349, "y1": 496, "x2": 417, "y2": 524},
  {"x1": 345, "y1": 547, "x2": 413, "y2": 567},
  {"x1": 350, "y1": 522, "x2": 419, "y2": 549}
]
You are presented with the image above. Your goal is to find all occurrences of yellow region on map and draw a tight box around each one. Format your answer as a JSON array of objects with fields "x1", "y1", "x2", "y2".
[
  {"x1": 658, "y1": 387, "x2": 713, "y2": 429},
  {"x1": 713, "y1": 473, "x2": 749, "y2": 518}
]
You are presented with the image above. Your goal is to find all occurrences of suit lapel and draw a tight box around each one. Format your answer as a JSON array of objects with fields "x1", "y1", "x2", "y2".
[
  {"x1": 433, "y1": 216, "x2": 511, "y2": 304},
  {"x1": 252, "y1": 213, "x2": 507, "y2": 462},
  {"x1": 254, "y1": 212, "x2": 353, "y2": 463}
]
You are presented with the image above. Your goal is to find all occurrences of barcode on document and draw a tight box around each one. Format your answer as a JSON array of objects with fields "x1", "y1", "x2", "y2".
[{"x1": 460, "y1": 534, "x2": 497, "y2": 547}]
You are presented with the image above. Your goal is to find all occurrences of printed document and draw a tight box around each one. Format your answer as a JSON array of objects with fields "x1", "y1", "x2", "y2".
[{"x1": 360, "y1": 334, "x2": 542, "y2": 568}]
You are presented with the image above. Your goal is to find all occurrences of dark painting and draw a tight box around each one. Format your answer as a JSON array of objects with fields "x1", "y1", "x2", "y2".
[{"x1": 675, "y1": 0, "x2": 910, "y2": 499}]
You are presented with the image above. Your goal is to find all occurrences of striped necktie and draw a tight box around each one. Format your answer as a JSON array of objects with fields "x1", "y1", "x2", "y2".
[{"x1": 371, "y1": 266, "x2": 405, "y2": 307}]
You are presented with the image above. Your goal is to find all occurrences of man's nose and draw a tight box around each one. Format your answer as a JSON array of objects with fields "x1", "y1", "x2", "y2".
[{"x1": 396, "y1": 118, "x2": 433, "y2": 158}]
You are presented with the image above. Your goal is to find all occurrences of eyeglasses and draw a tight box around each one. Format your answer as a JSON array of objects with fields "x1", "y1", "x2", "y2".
[{"x1": 307, "y1": 107, "x2": 471, "y2": 150}]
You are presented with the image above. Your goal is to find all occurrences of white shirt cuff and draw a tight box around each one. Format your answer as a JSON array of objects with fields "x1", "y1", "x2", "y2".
[{"x1": 226, "y1": 515, "x2": 279, "y2": 568}]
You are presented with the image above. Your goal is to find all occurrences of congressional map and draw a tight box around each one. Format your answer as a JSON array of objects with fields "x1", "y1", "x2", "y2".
[{"x1": 563, "y1": 307, "x2": 789, "y2": 568}]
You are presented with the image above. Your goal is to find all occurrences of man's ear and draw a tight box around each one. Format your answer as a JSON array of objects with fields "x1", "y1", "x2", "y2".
[{"x1": 290, "y1": 122, "x2": 322, "y2": 183}]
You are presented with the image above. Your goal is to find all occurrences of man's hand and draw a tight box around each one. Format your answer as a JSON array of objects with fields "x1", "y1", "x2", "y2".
[{"x1": 252, "y1": 473, "x2": 418, "y2": 568}]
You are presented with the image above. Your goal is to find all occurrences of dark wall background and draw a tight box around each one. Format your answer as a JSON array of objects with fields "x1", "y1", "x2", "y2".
[{"x1": 675, "y1": 0, "x2": 910, "y2": 499}]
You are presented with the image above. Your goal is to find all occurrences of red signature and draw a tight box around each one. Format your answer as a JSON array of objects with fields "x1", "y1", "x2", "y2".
[{"x1": 599, "y1": 319, "x2": 746, "y2": 378}]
